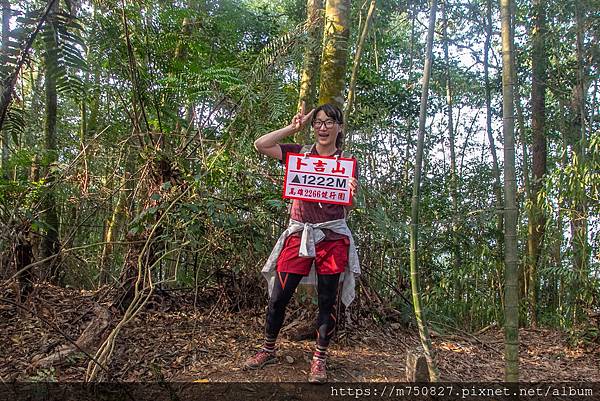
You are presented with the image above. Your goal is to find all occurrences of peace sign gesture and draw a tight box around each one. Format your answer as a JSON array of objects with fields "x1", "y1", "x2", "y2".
[{"x1": 291, "y1": 101, "x2": 315, "y2": 132}]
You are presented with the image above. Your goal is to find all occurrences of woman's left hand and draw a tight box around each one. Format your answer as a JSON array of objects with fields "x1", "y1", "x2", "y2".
[{"x1": 349, "y1": 177, "x2": 358, "y2": 197}]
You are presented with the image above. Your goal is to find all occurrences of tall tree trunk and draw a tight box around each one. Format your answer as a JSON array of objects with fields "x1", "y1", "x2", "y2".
[
  {"x1": 318, "y1": 0, "x2": 351, "y2": 110},
  {"x1": 484, "y1": 0, "x2": 502, "y2": 198},
  {"x1": 526, "y1": 0, "x2": 547, "y2": 327},
  {"x1": 402, "y1": 5, "x2": 417, "y2": 189},
  {"x1": 512, "y1": 64, "x2": 530, "y2": 203},
  {"x1": 484, "y1": 0, "x2": 504, "y2": 307},
  {"x1": 40, "y1": 1, "x2": 62, "y2": 283},
  {"x1": 570, "y1": 0, "x2": 589, "y2": 323},
  {"x1": 1, "y1": 0, "x2": 10, "y2": 178},
  {"x1": 296, "y1": 0, "x2": 323, "y2": 144},
  {"x1": 409, "y1": 0, "x2": 439, "y2": 382},
  {"x1": 344, "y1": 0, "x2": 376, "y2": 130},
  {"x1": 509, "y1": 3, "x2": 530, "y2": 307},
  {"x1": 442, "y1": 0, "x2": 461, "y2": 286},
  {"x1": 298, "y1": 0, "x2": 323, "y2": 111},
  {"x1": 500, "y1": 0, "x2": 519, "y2": 382}
]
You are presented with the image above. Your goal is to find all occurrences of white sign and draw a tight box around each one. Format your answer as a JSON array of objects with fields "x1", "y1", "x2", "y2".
[{"x1": 283, "y1": 153, "x2": 356, "y2": 206}]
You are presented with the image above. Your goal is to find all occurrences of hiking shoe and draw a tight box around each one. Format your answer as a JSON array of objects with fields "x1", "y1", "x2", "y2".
[
  {"x1": 243, "y1": 350, "x2": 277, "y2": 370},
  {"x1": 308, "y1": 358, "x2": 327, "y2": 383}
]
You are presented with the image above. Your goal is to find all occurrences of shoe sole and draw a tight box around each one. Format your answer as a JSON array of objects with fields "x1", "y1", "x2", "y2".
[{"x1": 308, "y1": 376, "x2": 327, "y2": 384}]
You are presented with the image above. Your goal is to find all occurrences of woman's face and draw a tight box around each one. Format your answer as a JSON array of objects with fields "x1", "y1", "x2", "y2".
[{"x1": 312, "y1": 110, "x2": 341, "y2": 148}]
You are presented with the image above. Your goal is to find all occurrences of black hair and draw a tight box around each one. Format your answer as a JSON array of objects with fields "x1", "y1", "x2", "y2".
[{"x1": 311, "y1": 103, "x2": 344, "y2": 149}]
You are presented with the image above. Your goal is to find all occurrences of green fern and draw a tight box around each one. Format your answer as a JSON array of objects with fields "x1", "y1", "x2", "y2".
[
  {"x1": 174, "y1": 67, "x2": 244, "y2": 101},
  {"x1": 227, "y1": 23, "x2": 309, "y2": 140},
  {"x1": 250, "y1": 22, "x2": 307, "y2": 83}
]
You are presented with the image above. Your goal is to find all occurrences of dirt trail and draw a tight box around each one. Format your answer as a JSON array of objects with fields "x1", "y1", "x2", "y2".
[{"x1": 1, "y1": 285, "x2": 598, "y2": 382}]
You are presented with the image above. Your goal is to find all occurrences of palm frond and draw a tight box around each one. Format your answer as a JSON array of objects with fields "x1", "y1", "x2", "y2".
[
  {"x1": 0, "y1": 2, "x2": 57, "y2": 132},
  {"x1": 0, "y1": 8, "x2": 44, "y2": 79},
  {"x1": 3, "y1": 105, "x2": 25, "y2": 146},
  {"x1": 42, "y1": 11, "x2": 88, "y2": 96}
]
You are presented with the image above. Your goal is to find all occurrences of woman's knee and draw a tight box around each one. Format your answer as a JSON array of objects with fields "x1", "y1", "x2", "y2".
[{"x1": 268, "y1": 294, "x2": 290, "y2": 312}]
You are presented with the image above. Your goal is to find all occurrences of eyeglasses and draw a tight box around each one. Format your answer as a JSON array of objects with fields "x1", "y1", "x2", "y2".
[{"x1": 311, "y1": 119, "x2": 337, "y2": 129}]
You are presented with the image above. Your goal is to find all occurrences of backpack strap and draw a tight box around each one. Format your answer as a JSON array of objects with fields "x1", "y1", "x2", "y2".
[
  {"x1": 301, "y1": 143, "x2": 353, "y2": 159},
  {"x1": 300, "y1": 144, "x2": 314, "y2": 154}
]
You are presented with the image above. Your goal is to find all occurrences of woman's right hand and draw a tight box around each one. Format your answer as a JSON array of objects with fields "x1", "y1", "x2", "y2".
[
  {"x1": 254, "y1": 101, "x2": 314, "y2": 159},
  {"x1": 291, "y1": 101, "x2": 315, "y2": 131}
]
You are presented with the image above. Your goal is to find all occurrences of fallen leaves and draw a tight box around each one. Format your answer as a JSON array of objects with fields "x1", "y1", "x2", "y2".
[{"x1": 1, "y1": 284, "x2": 599, "y2": 382}]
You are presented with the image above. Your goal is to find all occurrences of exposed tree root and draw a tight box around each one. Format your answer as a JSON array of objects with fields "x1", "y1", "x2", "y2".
[{"x1": 31, "y1": 304, "x2": 112, "y2": 368}]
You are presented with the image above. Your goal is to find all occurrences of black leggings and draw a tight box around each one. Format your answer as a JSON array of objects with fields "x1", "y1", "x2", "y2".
[{"x1": 265, "y1": 271, "x2": 340, "y2": 347}]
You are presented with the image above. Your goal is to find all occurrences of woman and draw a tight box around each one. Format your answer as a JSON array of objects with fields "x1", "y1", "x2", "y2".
[{"x1": 245, "y1": 103, "x2": 360, "y2": 383}]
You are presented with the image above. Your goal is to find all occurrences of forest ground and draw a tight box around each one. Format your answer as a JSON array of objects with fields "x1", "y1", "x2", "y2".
[{"x1": 1, "y1": 284, "x2": 599, "y2": 382}]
